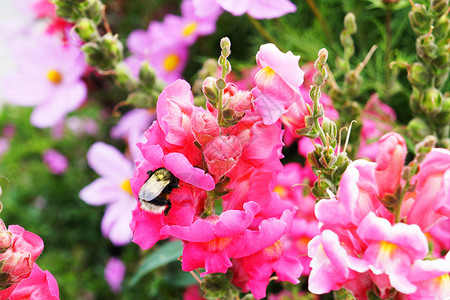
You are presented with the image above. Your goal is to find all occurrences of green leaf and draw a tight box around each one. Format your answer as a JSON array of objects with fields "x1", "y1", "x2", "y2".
[{"x1": 129, "y1": 240, "x2": 183, "y2": 287}]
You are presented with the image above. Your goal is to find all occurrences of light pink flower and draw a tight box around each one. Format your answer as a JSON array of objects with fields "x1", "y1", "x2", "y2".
[
  {"x1": 42, "y1": 149, "x2": 68, "y2": 175},
  {"x1": 8, "y1": 263, "x2": 59, "y2": 300},
  {"x1": 0, "y1": 33, "x2": 86, "y2": 128},
  {"x1": 104, "y1": 257, "x2": 125, "y2": 294},
  {"x1": 357, "y1": 94, "x2": 396, "y2": 160},
  {"x1": 404, "y1": 252, "x2": 450, "y2": 299},
  {"x1": 357, "y1": 212, "x2": 429, "y2": 296},
  {"x1": 406, "y1": 149, "x2": 450, "y2": 232},
  {"x1": 191, "y1": 110, "x2": 220, "y2": 146},
  {"x1": 79, "y1": 142, "x2": 136, "y2": 246},
  {"x1": 203, "y1": 135, "x2": 242, "y2": 179},
  {"x1": 253, "y1": 43, "x2": 306, "y2": 125},
  {"x1": 215, "y1": 0, "x2": 296, "y2": 19},
  {"x1": 375, "y1": 132, "x2": 407, "y2": 200}
]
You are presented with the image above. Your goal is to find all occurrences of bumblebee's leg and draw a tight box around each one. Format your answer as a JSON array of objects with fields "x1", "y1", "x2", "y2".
[{"x1": 164, "y1": 201, "x2": 172, "y2": 216}]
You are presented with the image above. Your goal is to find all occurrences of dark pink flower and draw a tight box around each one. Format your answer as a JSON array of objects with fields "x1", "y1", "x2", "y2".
[
  {"x1": 42, "y1": 149, "x2": 68, "y2": 175},
  {"x1": 104, "y1": 257, "x2": 125, "y2": 294},
  {"x1": 8, "y1": 263, "x2": 59, "y2": 300},
  {"x1": 214, "y1": 0, "x2": 296, "y2": 19}
]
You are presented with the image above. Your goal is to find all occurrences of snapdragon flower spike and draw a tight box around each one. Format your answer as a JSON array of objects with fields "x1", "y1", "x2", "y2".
[
  {"x1": 214, "y1": 0, "x2": 296, "y2": 19},
  {"x1": 8, "y1": 263, "x2": 60, "y2": 300},
  {"x1": 357, "y1": 212, "x2": 429, "y2": 296},
  {"x1": 232, "y1": 210, "x2": 303, "y2": 300},
  {"x1": 79, "y1": 142, "x2": 136, "y2": 246},
  {"x1": 406, "y1": 148, "x2": 450, "y2": 231},
  {"x1": 160, "y1": 201, "x2": 260, "y2": 275},
  {"x1": 0, "y1": 34, "x2": 87, "y2": 128},
  {"x1": 253, "y1": 43, "x2": 307, "y2": 126}
]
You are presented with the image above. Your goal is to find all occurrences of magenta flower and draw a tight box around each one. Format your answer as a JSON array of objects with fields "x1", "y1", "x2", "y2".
[
  {"x1": 8, "y1": 263, "x2": 59, "y2": 300},
  {"x1": 79, "y1": 142, "x2": 136, "y2": 246},
  {"x1": 42, "y1": 149, "x2": 68, "y2": 175},
  {"x1": 252, "y1": 43, "x2": 306, "y2": 125},
  {"x1": 160, "y1": 201, "x2": 260, "y2": 275},
  {"x1": 357, "y1": 212, "x2": 429, "y2": 296},
  {"x1": 104, "y1": 257, "x2": 126, "y2": 294},
  {"x1": 215, "y1": 0, "x2": 296, "y2": 19},
  {"x1": 0, "y1": 33, "x2": 86, "y2": 128},
  {"x1": 0, "y1": 223, "x2": 44, "y2": 299}
]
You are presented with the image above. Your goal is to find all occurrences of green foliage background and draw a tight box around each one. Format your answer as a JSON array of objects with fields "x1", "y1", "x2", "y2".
[{"x1": 0, "y1": 0, "x2": 446, "y2": 298}]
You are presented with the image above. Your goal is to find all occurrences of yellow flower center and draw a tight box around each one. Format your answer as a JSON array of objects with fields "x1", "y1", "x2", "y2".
[
  {"x1": 273, "y1": 185, "x2": 288, "y2": 199},
  {"x1": 182, "y1": 22, "x2": 198, "y2": 37},
  {"x1": 205, "y1": 237, "x2": 232, "y2": 252},
  {"x1": 120, "y1": 179, "x2": 133, "y2": 195},
  {"x1": 263, "y1": 240, "x2": 284, "y2": 262},
  {"x1": 163, "y1": 54, "x2": 180, "y2": 72},
  {"x1": 435, "y1": 273, "x2": 449, "y2": 291},
  {"x1": 376, "y1": 241, "x2": 397, "y2": 263},
  {"x1": 47, "y1": 69, "x2": 63, "y2": 84}
]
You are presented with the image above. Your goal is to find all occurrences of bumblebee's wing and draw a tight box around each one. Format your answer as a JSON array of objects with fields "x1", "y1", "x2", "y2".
[{"x1": 138, "y1": 176, "x2": 170, "y2": 202}]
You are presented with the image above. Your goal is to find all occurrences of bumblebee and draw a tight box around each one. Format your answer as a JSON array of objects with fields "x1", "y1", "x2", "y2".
[{"x1": 138, "y1": 168, "x2": 179, "y2": 214}]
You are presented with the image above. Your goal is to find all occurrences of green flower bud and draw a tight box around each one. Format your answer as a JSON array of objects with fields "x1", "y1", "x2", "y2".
[
  {"x1": 415, "y1": 135, "x2": 437, "y2": 156},
  {"x1": 139, "y1": 61, "x2": 156, "y2": 88},
  {"x1": 313, "y1": 73, "x2": 324, "y2": 87},
  {"x1": 431, "y1": 0, "x2": 449, "y2": 18},
  {"x1": 81, "y1": 42, "x2": 103, "y2": 67},
  {"x1": 416, "y1": 34, "x2": 438, "y2": 63},
  {"x1": 79, "y1": 0, "x2": 102, "y2": 24},
  {"x1": 431, "y1": 50, "x2": 449, "y2": 70},
  {"x1": 75, "y1": 18, "x2": 97, "y2": 42},
  {"x1": 409, "y1": 4, "x2": 432, "y2": 36},
  {"x1": 408, "y1": 62, "x2": 429, "y2": 87},
  {"x1": 420, "y1": 88, "x2": 442, "y2": 113},
  {"x1": 220, "y1": 37, "x2": 231, "y2": 54},
  {"x1": 114, "y1": 62, "x2": 138, "y2": 89},
  {"x1": 409, "y1": 87, "x2": 422, "y2": 114},
  {"x1": 215, "y1": 78, "x2": 226, "y2": 90},
  {"x1": 126, "y1": 91, "x2": 157, "y2": 108},
  {"x1": 98, "y1": 33, "x2": 124, "y2": 71},
  {"x1": 407, "y1": 117, "x2": 432, "y2": 140},
  {"x1": 434, "y1": 97, "x2": 450, "y2": 125},
  {"x1": 433, "y1": 15, "x2": 450, "y2": 42},
  {"x1": 344, "y1": 13, "x2": 357, "y2": 35},
  {"x1": 202, "y1": 77, "x2": 219, "y2": 107},
  {"x1": 322, "y1": 117, "x2": 337, "y2": 140},
  {"x1": 380, "y1": 193, "x2": 400, "y2": 212}
]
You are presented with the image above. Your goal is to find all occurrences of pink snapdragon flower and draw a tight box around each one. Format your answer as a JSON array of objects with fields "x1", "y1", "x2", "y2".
[
  {"x1": 0, "y1": 223, "x2": 44, "y2": 299},
  {"x1": 406, "y1": 148, "x2": 450, "y2": 231},
  {"x1": 0, "y1": 34, "x2": 87, "y2": 128},
  {"x1": 161, "y1": 201, "x2": 260, "y2": 275},
  {"x1": 79, "y1": 142, "x2": 136, "y2": 246},
  {"x1": 357, "y1": 94, "x2": 396, "y2": 160},
  {"x1": 214, "y1": 0, "x2": 296, "y2": 19},
  {"x1": 104, "y1": 257, "x2": 125, "y2": 294},
  {"x1": 357, "y1": 212, "x2": 429, "y2": 296},
  {"x1": 253, "y1": 44, "x2": 307, "y2": 126},
  {"x1": 8, "y1": 263, "x2": 59, "y2": 300}
]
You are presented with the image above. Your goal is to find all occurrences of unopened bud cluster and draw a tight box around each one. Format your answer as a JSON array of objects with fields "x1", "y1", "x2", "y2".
[
  {"x1": 305, "y1": 49, "x2": 351, "y2": 199},
  {"x1": 407, "y1": 0, "x2": 449, "y2": 147}
]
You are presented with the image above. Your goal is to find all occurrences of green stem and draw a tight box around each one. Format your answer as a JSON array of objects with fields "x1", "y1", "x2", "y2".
[
  {"x1": 247, "y1": 15, "x2": 281, "y2": 49},
  {"x1": 385, "y1": 4, "x2": 392, "y2": 100},
  {"x1": 217, "y1": 89, "x2": 224, "y2": 125}
]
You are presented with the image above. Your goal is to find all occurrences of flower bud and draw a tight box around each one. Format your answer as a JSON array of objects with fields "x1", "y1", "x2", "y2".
[
  {"x1": 203, "y1": 135, "x2": 242, "y2": 179},
  {"x1": 416, "y1": 34, "x2": 438, "y2": 63},
  {"x1": 114, "y1": 62, "x2": 138, "y2": 89},
  {"x1": 75, "y1": 18, "x2": 97, "y2": 42},
  {"x1": 80, "y1": 0, "x2": 102, "y2": 24},
  {"x1": 313, "y1": 73, "x2": 324, "y2": 86},
  {"x1": 409, "y1": 4, "x2": 432, "y2": 36},
  {"x1": 215, "y1": 78, "x2": 226, "y2": 90},
  {"x1": 407, "y1": 117, "x2": 431, "y2": 140},
  {"x1": 434, "y1": 97, "x2": 450, "y2": 126},
  {"x1": 138, "y1": 61, "x2": 156, "y2": 88},
  {"x1": 98, "y1": 33, "x2": 123, "y2": 70},
  {"x1": 415, "y1": 135, "x2": 437, "y2": 156},
  {"x1": 433, "y1": 15, "x2": 450, "y2": 42},
  {"x1": 431, "y1": 0, "x2": 449, "y2": 18},
  {"x1": 420, "y1": 88, "x2": 442, "y2": 113},
  {"x1": 431, "y1": 50, "x2": 449, "y2": 71},
  {"x1": 408, "y1": 62, "x2": 429, "y2": 87},
  {"x1": 322, "y1": 117, "x2": 337, "y2": 141},
  {"x1": 344, "y1": 13, "x2": 357, "y2": 35},
  {"x1": 191, "y1": 111, "x2": 220, "y2": 145},
  {"x1": 0, "y1": 231, "x2": 12, "y2": 253},
  {"x1": 220, "y1": 37, "x2": 231, "y2": 57},
  {"x1": 203, "y1": 77, "x2": 219, "y2": 107},
  {"x1": 280, "y1": 96, "x2": 312, "y2": 138}
]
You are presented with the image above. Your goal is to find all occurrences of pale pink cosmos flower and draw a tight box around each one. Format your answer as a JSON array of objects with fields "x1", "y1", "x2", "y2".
[
  {"x1": 42, "y1": 149, "x2": 68, "y2": 175},
  {"x1": 8, "y1": 263, "x2": 60, "y2": 300},
  {"x1": 79, "y1": 142, "x2": 136, "y2": 246},
  {"x1": 104, "y1": 257, "x2": 126, "y2": 294},
  {"x1": 213, "y1": 0, "x2": 296, "y2": 19},
  {"x1": 0, "y1": 33, "x2": 87, "y2": 128},
  {"x1": 252, "y1": 43, "x2": 307, "y2": 126}
]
